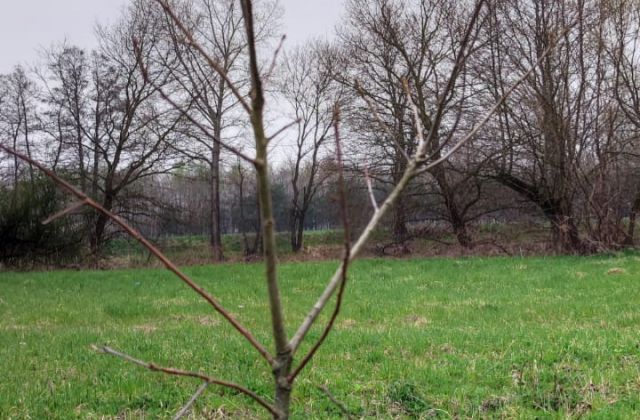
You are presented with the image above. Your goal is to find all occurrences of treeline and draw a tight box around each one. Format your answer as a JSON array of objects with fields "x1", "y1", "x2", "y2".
[{"x1": 2, "y1": 0, "x2": 640, "y2": 266}]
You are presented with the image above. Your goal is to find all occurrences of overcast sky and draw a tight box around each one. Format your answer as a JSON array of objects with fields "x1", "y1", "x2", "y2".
[{"x1": 0, "y1": 0, "x2": 344, "y2": 73}]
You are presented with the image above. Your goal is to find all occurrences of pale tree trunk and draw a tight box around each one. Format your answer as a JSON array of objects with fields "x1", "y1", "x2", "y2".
[{"x1": 209, "y1": 80, "x2": 226, "y2": 262}]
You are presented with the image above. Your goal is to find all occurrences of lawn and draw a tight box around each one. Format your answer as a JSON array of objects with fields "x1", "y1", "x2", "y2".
[{"x1": 1, "y1": 254, "x2": 640, "y2": 418}]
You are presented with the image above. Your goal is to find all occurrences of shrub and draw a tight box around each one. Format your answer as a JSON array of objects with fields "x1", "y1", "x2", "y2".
[{"x1": 0, "y1": 177, "x2": 83, "y2": 267}]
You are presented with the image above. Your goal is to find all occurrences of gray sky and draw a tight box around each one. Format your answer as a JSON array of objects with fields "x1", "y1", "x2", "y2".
[{"x1": 0, "y1": 0, "x2": 344, "y2": 74}]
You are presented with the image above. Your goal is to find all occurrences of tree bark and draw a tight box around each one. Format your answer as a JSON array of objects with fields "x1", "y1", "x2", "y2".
[
  {"x1": 543, "y1": 200, "x2": 584, "y2": 254},
  {"x1": 290, "y1": 210, "x2": 306, "y2": 253},
  {"x1": 392, "y1": 199, "x2": 409, "y2": 242},
  {"x1": 209, "y1": 93, "x2": 225, "y2": 262},
  {"x1": 210, "y1": 149, "x2": 224, "y2": 261},
  {"x1": 433, "y1": 167, "x2": 473, "y2": 248}
]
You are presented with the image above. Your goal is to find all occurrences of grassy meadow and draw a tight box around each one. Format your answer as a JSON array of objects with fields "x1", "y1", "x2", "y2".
[{"x1": 2, "y1": 254, "x2": 640, "y2": 418}]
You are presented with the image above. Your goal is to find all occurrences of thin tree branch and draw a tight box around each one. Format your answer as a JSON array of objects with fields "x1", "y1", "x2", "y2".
[
  {"x1": 266, "y1": 34, "x2": 287, "y2": 80},
  {"x1": 173, "y1": 382, "x2": 208, "y2": 420},
  {"x1": 318, "y1": 385, "x2": 354, "y2": 420},
  {"x1": 94, "y1": 346, "x2": 279, "y2": 417},
  {"x1": 267, "y1": 118, "x2": 301, "y2": 143},
  {"x1": 0, "y1": 144, "x2": 273, "y2": 365},
  {"x1": 401, "y1": 78, "x2": 426, "y2": 158},
  {"x1": 364, "y1": 167, "x2": 379, "y2": 212},
  {"x1": 42, "y1": 199, "x2": 90, "y2": 225}
]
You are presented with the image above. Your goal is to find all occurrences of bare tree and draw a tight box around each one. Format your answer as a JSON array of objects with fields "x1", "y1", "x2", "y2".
[
  {"x1": 75, "y1": 0, "x2": 187, "y2": 257},
  {"x1": 155, "y1": 0, "x2": 280, "y2": 261},
  {"x1": 482, "y1": 0, "x2": 612, "y2": 253},
  {"x1": 336, "y1": 0, "x2": 486, "y2": 248},
  {"x1": 612, "y1": 0, "x2": 640, "y2": 244},
  {"x1": 278, "y1": 43, "x2": 337, "y2": 252},
  {"x1": 0, "y1": 66, "x2": 37, "y2": 191}
]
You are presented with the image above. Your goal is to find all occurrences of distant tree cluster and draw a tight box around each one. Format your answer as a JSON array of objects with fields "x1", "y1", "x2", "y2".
[{"x1": 2, "y1": 0, "x2": 640, "y2": 266}]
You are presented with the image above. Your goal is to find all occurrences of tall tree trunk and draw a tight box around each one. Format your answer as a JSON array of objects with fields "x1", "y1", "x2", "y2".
[
  {"x1": 209, "y1": 77, "x2": 226, "y2": 262},
  {"x1": 392, "y1": 199, "x2": 409, "y2": 243},
  {"x1": 90, "y1": 213, "x2": 109, "y2": 267},
  {"x1": 290, "y1": 210, "x2": 305, "y2": 253},
  {"x1": 295, "y1": 216, "x2": 304, "y2": 253},
  {"x1": 90, "y1": 193, "x2": 114, "y2": 263},
  {"x1": 433, "y1": 168, "x2": 473, "y2": 248},
  {"x1": 210, "y1": 141, "x2": 224, "y2": 262},
  {"x1": 451, "y1": 215, "x2": 472, "y2": 249},
  {"x1": 543, "y1": 200, "x2": 584, "y2": 254}
]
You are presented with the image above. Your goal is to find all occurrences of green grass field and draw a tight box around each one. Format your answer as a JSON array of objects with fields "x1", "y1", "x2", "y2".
[{"x1": 2, "y1": 254, "x2": 640, "y2": 418}]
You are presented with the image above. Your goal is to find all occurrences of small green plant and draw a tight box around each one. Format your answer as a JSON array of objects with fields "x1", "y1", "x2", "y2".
[{"x1": 387, "y1": 381, "x2": 431, "y2": 416}]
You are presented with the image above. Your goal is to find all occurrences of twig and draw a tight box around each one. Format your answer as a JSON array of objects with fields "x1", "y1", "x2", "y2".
[
  {"x1": 401, "y1": 78, "x2": 426, "y2": 159},
  {"x1": 267, "y1": 118, "x2": 301, "y2": 143},
  {"x1": 0, "y1": 144, "x2": 273, "y2": 365},
  {"x1": 42, "y1": 199, "x2": 90, "y2": 225},
  {"x1": 318, "y1": 385, "x2": 354, "y2": 420},
  {"x1": 173, "y1": 382, "x2": 208, "y2": 420},
  {"x1": 94, "y1": 346, "x2": 279, "y2": 417},
  {"x1": 364, "y1": 167, "x2": 379, "y2": 212},
  {"x1": 266, "y1": 34, "x2": 287, "y2": 80},
  {"x1": 288, "y1": 106, "x2": 351, "y2": 381}
]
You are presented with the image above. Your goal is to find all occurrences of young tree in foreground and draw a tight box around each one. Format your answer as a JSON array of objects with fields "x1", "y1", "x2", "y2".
[{"x1": 0, "y1": 0, "x2": 562, "y2": 417}]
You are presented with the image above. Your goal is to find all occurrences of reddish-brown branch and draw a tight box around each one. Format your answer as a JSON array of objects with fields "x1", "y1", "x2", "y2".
[
  {"x1": 96, "y1": 346, "x2": 279, "y2": 417},
  {"x1": 0, "y1": 144, "x2": 273, "y2": 365}
]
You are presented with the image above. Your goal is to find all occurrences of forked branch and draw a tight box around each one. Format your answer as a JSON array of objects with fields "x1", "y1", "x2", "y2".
[{"x1": 95, "y1": 345, "x2": 279, "y2": 417}]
